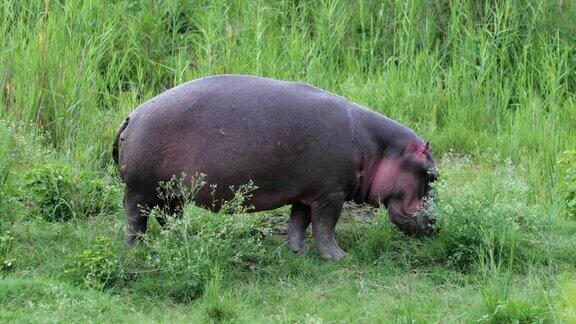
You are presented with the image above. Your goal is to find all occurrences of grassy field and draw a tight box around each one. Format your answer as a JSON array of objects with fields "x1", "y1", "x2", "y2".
[{"x1": 1, "y1": 0, "x2": 576, "y2": 322}]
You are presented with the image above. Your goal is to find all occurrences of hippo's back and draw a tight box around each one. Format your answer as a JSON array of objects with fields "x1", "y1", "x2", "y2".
[{"x1": 117, "y1": 75, "x2": 358, "y2": 209}]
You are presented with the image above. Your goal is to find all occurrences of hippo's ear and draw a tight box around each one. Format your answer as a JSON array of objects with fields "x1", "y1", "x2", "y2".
[
  {"x1": 421, "y1": 141, "x2": 431, "y2": 155},
  {"x1": 410, "y1": 142, "x2": 429, "y2": 156}
]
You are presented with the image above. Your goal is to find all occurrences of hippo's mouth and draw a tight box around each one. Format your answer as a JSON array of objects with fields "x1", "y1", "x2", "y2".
[
  {"x1": 410, "y1": 193, "x2": 438, "y2": 235},
  {"x1": 410, "y1": 207, "x2": 437, "y2": 236},
  {"x1": 388, "y1": 191, "x2": 437, "y2": 236},
  {"x1": 395, "y1": 208, "x2": 436, "y2": 236}
]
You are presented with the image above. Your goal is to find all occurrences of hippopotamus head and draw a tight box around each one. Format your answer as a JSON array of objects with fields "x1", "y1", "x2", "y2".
[{"x1": 367, "y1": 141, "x2": 439, "y2": 235}]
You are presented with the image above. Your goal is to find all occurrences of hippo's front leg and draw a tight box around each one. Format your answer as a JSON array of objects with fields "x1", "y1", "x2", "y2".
[
  {"x1": 311, "y1": 193, "x2": 346, "y2": 260},
  {"x1": 287, "y1": 202, "x2": 311, "y2": 252}
]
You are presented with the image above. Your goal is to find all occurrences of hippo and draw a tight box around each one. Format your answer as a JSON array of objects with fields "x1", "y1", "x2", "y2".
[{"x1": 113, "y1": 75, "x2": 438, "y2": 260}]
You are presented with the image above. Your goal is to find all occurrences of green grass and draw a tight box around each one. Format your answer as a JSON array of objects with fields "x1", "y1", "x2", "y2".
[{"x1": 1, "y1": 0, "x2": 576, "y2": 322}]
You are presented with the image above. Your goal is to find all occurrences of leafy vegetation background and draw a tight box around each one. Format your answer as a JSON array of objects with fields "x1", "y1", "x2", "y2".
[{"x1": 1, "y1": 0, "x2": 576, "y2": 322}]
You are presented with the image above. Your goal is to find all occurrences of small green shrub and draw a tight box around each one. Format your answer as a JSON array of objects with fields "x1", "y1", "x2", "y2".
[
  {"x1": 480, "y1": 296, "x2": 548, "y2": 323},
  {"x1": 65, "y1": 236, "x2": 124, "y2": 289},
  {"x1": 479, "y1": 281, "x2": 549, "y2": 323},
  {"x1": 24, "y1": 162, "x2": 122, "y2": 222},
  {"x1": 558, "y1": 150, "x2": 576, "y2": 218},
  {"x1": 435, "y1": 157, "x2": 541, "y2": 271},
  {"x1": 129, "y1": 178, "x2": 268, "y2": 302},
  {"x1": 25, "y1": 163, "x2": 75, "y2": 222},
  {"x1": 133, "y1": 206, "x2": 267, "y2": 302},
  {"x1": 77, "y1": 173, "x2": 123, "y2": 217}
]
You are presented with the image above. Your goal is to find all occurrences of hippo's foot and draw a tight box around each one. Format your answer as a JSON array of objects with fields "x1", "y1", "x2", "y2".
[
  {"x1": 124, "y1": 231, "x2": 142, "y2": 246},
  {"x1": 124, "y1": 222, "x2": 147, "y2": 246},
  {"x1": 311, "y1": 193, "x2": 347, "y2": 261},
  {"x1": 287, "y1": 238, "x2": 308, "y2": 253},
  {"x1": 318, "y1": 243, "x2": 346, "y2": 260}
]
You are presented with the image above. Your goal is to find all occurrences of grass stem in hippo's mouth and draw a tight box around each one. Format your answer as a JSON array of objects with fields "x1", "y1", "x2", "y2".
[{"x1": 1, "y1": 0, "x2": 575, "y2": 322}]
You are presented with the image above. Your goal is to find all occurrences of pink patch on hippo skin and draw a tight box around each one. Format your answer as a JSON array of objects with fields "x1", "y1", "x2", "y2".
[
  {"x1": 367, "y1": 159, "x2": 399, "y2": 204},
  {"x1": 367, "y1": 155, "x2": 425, "y2": 214}
]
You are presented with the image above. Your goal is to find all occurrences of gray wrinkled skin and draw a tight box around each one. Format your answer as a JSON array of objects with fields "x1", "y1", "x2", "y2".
[{"x1": 113, "y1": 75, "x2": 438, "y2": 260}]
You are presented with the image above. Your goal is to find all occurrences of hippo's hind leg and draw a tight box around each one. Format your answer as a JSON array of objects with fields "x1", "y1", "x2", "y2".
[
  {"x1": 155, "y1": 199, "x2": 184, "y2": 229},
  {"x1": 123, "y1": 188, "x2": 157, "y2": 246},
  {"x1": 310, "y1": 193, "x2": 346, "y2": 260},
  {"x1": 287, "y1": 202, "x2": 311, "y2": 252}
]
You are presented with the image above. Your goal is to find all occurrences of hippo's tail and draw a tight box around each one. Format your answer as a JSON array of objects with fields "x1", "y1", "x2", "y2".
[{"x1": 112, "y1": 117, "x2": 129, "y2": 167}]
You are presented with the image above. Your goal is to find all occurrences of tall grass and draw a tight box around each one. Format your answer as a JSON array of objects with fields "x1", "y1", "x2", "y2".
[{"x1": 1, "y1": 1, "x2": 574, "y2": 193}]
